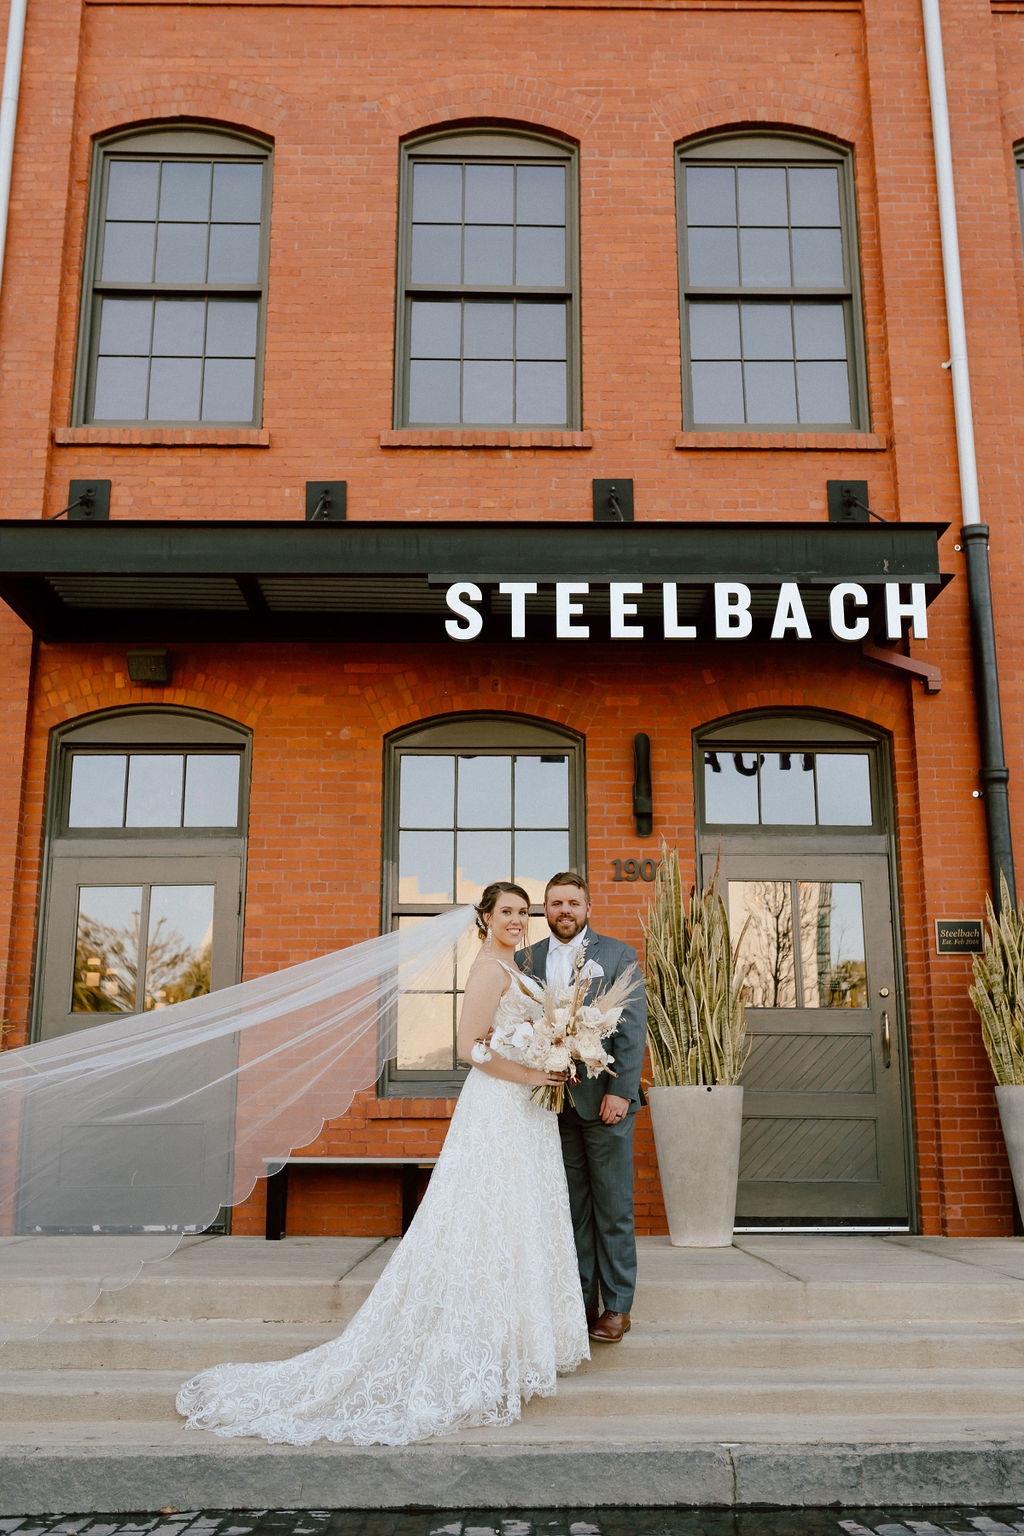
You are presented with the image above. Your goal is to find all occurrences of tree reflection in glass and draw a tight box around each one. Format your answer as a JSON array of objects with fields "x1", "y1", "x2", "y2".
[
  {"x1": 73, "y1": 883, "x2": 214, "y2": 1014},
  {"x1": 729, "y1": 879, "x2": 866, "y2": 1010},
  {"x1": 73, "y1": 885, "x2": 141, "y2": 1012},
  {"x1": 729, "y1": 880, "x2": 797, "y2": 1008}
]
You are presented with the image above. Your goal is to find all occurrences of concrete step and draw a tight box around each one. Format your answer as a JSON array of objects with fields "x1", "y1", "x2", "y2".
[
  {"x1": 9, "y1": 1234, "x2": 1024, "y2": 1332},
  {"x1": 19, "y1": 1271, "x2": 1024, "y2": 1328},
  {"x1": 4, "y1": 1362, "x2": 1024, "y2": 1423},
  {"x1": 3, "y1": 1416, "x2": 1024, "y2": 1517},
  {"x1": 6, "y1": 1317, "x2": 1024, "y2": 1372},
  {"x1": 7, "y1": 1410, "x2": 1024, "y2": 1449},
  {"x1": 6, "y1": 1236, "x2": 1024, "y2": 1515}
]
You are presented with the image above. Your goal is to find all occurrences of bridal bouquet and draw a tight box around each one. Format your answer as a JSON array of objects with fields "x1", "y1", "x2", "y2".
[{"x1": 471, "y1": 950, "x2": 641, "y2": 1112}]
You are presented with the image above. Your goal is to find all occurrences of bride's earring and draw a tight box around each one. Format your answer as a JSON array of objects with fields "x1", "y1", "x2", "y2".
[{"x1": 483, "y1": 923, "x2": 493, "y2": 947}]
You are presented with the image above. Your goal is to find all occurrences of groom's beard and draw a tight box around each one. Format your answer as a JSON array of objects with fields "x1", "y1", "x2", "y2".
[{"x1": 548, "y1": 915, "x2": 586, "y2": 941}]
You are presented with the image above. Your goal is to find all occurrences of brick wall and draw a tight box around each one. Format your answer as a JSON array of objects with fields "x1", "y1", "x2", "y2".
[{"x1": 1, "y1": 0, "x2": 1022, "y2": 1235}]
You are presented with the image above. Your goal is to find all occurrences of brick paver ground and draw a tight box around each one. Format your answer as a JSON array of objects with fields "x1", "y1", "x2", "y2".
[{"x1": 2, "y1": 1510, "x2": 1024, "y2": 1536}]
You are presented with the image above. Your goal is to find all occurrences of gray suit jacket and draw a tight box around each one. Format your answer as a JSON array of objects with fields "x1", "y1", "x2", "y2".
[{"x1": 515, "y1": 930, "x2": 648, "y2": 1119}]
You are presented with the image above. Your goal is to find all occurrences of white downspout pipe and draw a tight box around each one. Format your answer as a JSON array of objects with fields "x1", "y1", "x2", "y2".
[
  {"x1": 921, "y1": 0, "x2": 981, "y2": 527},
  {"x1": 0, "y1": 0, "x2": 28, "y2": 299},
  {"x1": 920, "y1": 0, "x2": 1014, "y2": 900}
]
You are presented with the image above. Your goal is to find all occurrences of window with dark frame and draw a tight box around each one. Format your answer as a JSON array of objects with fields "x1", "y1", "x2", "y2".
[
  {"x1": 395, "y1": 130, "x2": 579, "y2": 429},
  {"x1": 677, "y1": 133, "x2": 867, "y2": 431},
  {"x1": 1015, "y1": 150, "x2": 1024, "y2": 279},
  {"x1": 74, "y1": 127, "x2": 272, "y2": 427},
  {"x1": 383, "y1": 719, "x2": 584, "y2": 1094},
  {"x1": 65, "y1": 749, "x2": 244, "y2": 832}
]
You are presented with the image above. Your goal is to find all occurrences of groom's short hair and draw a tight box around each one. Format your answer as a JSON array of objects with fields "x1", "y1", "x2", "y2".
[{"x1": 545, "y1": 870, "x2": 590, "y2": 900}]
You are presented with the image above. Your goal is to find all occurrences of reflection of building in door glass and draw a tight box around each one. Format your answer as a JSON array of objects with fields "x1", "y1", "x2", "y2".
[{"x1": 799, "y1": 881, "x2": 867, "y2": 1009}]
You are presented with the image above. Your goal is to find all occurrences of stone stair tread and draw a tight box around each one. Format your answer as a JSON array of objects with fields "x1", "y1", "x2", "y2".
[
  {"x1": 6, "y1": 1361, "x2": 1024, "y2": 1385},
  {"x1": 3, "y1": 1362, "x2": 1022, "y2": 1425},
  {"x1": 8, "y1": 1318, "x2": 1024, "y2": 1373},
  {"x1": 3, "y1": 1411, "x2": 1024, "y2": 1449}
]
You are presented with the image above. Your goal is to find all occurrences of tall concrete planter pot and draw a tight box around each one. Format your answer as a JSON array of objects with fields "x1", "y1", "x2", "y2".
[
  {"x1": 642, "y1": 847, "x2": 749, "y2": 1248},
  {"x1": 970, "y1": 875, "x2": 1024, "y2": 1209},
  {"x1": 648, "y1": 1083, "x2": 744, "y2": 1247},
  {"x1": 995, "y1": 1086, "x2": 1024, "y2": 1214}
]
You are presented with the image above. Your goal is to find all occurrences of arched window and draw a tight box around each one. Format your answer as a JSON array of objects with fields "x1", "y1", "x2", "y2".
[
  {"x1": 676, "y1": 133, "x2": 868, "y2": 431},
  {"x1": 73, "y1": 126, "x2": 272, "y2": 426},
  {"x1": 394, "y1": 129, "x2": 580, "y2": 428},
  {"x1": 382, "y1": 714, "x2": 585, "y2": 1093}
]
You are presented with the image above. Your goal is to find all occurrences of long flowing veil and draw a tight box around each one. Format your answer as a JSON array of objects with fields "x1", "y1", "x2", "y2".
[{"x1": 0, "y1": 905, "x2": 475, "y2": 1343}]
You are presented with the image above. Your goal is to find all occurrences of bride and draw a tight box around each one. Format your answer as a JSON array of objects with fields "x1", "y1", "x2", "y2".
[{"x1": 175, "y1": 881, "x2": 589, "y2": 1446}]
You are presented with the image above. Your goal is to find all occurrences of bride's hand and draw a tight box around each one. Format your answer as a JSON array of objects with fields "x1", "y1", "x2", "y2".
[{"x1": 527, "y1": 1067, "x2": 569, "y2": 1086}]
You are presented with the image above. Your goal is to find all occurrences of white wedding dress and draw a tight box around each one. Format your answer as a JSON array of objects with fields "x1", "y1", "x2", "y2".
[{"x1": 175, "y1": 980, "x2": 589, "y2": 1445}]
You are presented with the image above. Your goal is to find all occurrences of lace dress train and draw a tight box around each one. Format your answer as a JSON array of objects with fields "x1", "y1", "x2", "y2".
[{"x1": 175, "y1": 1022, "x2": 589, "y2": 1445}]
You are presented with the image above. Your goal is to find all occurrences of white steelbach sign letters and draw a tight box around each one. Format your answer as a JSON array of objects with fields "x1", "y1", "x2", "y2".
[{"x1": 443, "y1": 580, "x2": 929, "y2": 643}]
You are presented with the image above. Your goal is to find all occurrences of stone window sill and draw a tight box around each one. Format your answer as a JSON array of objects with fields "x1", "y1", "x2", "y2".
[
  {"x1": 368, "y1": 1098, "x2": 457, "y2": 1119},
  {"x1": 675, "y1": 431, "x2": 889, "y2": 451},
  {"x1": 381, "y1": 429, "x2": 593, "y2": 449},
  {"x1": 54, "y1": 427, "x2": 271, "y2": 447}
]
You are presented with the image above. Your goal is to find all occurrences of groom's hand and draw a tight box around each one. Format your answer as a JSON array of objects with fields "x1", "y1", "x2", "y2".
[{"x1": 599, "y1": 1093, "x2": 630, "y2": 1125}]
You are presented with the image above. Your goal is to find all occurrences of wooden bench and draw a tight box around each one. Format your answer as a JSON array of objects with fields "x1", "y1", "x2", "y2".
[{"x1": 263, "y1": 1155, "x2": 438, "y2": 1240}]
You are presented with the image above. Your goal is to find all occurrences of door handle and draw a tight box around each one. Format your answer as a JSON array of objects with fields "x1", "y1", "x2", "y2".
[{"x1": 882, "y1": 1010, "x2": 892, "y2": 1069}]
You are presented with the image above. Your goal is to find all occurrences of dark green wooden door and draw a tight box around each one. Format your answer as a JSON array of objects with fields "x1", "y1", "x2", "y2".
[
  {"x1": 709, "y1": 853, "x2": 909, "y2": 1226},
  {"x1": 20, "y1": 852, "x2": 242, "y2": 1232}
]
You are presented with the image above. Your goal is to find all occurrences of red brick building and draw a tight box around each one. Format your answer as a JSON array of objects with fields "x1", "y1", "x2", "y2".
[{"x1": 1, "y1": 0, "x2": 1021, "y2": 1238}]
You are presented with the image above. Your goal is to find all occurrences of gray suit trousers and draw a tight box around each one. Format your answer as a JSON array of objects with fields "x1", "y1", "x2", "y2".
[{"x1": 558, "y1": 1102, "x2": 637, "y2": 1315}]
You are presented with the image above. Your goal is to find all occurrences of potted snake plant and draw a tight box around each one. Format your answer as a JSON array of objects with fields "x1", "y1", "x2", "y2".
[
  {"x1": 969, "y1": 873, "x2": 1024, "y2": 1213},
  {"x1": 641, "y1": 845, "x2": 750, "y2": 1246}
]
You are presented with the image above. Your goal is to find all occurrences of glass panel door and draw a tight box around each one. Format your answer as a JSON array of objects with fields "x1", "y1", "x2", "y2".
[
  {"x1": 708, "y1": 853, "x2": 910, "y2": 1226},
  {"x1": 22, "y1": 854, "x2": 242, "y2": 1230}
]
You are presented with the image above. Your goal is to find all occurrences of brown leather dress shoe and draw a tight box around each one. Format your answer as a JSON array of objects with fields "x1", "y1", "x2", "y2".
[
  {"x1": 585, "y1": 1308, "x2": 601, "y2": 1331},
  {"x1": 588, "y1": 1309, "x2": 631, "y2": 1342}
]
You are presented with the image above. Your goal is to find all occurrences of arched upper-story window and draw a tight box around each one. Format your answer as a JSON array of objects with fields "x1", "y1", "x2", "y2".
[
  {"x1": 676, "y1": 132, "x2": 868, "y2": 432},
  {"x1": 393, "y1": 128, "x2": 579, "y2": 429},
  {"x1": 72, "y1": 125, "x2": 273, "y2": 427},
  {"x1": 382, "y1": 713, "x2": 585, "y2": 1093}
]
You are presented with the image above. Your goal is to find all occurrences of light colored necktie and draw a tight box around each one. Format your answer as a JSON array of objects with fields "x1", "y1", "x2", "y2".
[{"x1": 549, "y1": 942, "x2": 574, "y2": 992}]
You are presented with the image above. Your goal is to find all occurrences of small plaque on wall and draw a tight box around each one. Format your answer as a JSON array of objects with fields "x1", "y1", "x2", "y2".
[{"x1": 935, "y1": 919, "x2": 984, "y2": 954}]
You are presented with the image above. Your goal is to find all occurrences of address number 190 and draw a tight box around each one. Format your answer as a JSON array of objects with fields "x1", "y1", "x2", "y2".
[{"x1": 612, "y1": 858, "x2": 659, "y2": 883}]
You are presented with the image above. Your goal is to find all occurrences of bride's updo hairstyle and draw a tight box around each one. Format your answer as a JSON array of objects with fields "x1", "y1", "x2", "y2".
[{"x1": 475, "y1": 881, "x2": 532, "y2": 941}]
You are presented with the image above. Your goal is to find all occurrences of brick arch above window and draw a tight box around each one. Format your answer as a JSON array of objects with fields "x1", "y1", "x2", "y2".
[
  {"x1": 376, "y1": 77, "x2": 602, "y2": 142},
  {"x1": 652, "y1": 84, "x2": 868, "y2": 150}
]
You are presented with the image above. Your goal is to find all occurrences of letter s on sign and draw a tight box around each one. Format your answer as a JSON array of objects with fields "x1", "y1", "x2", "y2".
[{"x1": 445, "y1": 582, "x2": 484, "y2": 640}]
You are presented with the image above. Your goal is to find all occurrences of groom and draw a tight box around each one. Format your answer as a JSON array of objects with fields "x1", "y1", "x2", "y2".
[{"x1": 517, "y1": 871, "x2": 648, "y2": 1343}]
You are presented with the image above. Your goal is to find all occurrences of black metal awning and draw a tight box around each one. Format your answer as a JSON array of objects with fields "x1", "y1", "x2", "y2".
[{"x1": 0, "y1": 519, "x2": 951, "y2": 644}]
